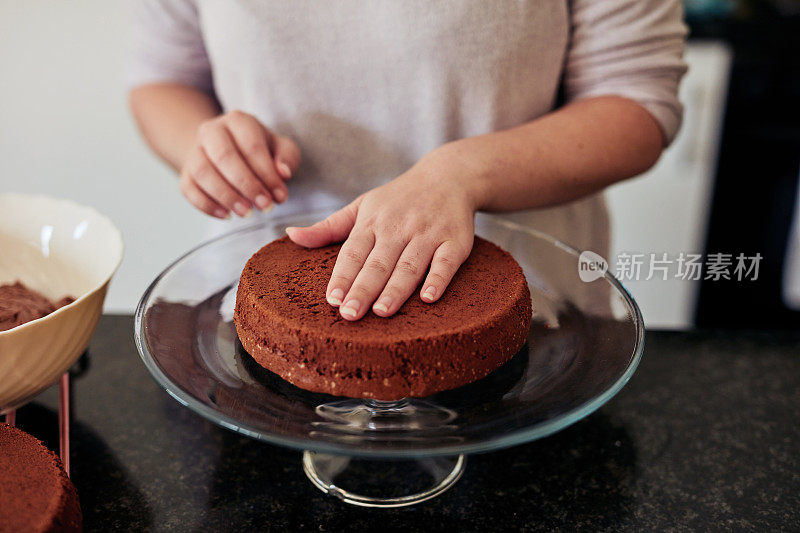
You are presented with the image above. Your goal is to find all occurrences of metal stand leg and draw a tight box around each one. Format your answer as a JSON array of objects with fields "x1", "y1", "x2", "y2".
[
  {"x1": 3, "y1": 409, "x2": 15, "y2": 426},
  {"x1": 58, "y1": 373, "x2": 70, "y2": 477}
]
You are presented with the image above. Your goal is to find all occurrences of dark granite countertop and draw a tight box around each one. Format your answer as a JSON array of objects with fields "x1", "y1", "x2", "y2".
[{"x1": 14, "y1": 315, "x2": 800, "y2": 532}]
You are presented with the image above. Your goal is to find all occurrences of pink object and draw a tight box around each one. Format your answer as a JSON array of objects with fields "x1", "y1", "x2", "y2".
[
  {"x1": 59, "y1": 373, "x2": 70, "y2": 477},
  {"x1": 1, "y1": 372, "x2": 71, "y2": 477}
]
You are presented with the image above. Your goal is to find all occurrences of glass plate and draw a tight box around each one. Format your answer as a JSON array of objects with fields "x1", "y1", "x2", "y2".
[{"x1": 135, "y1": 212, "x2": 644, "y2": 459}]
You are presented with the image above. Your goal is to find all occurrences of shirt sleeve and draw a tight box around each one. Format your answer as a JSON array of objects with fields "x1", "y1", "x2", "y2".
[
  {"x1": 564, "y1": 0, "x2": 688, "y2": 145},
  {"x1": 127, "y1": 0, "x2": 213, "y2": 93}
]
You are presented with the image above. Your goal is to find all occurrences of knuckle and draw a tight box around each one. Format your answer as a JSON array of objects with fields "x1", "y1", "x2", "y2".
[
  {"x1": 427, "y1": 271, "x2": 448, "y2": 286},
  {"x1": 440, "y1": 243, "x2": 468, "y2": 265},
  {"x1": 380, "y1": 284, "x2": 405, "y2": 302},
  {"x1": 401, "y1": 214, "x2": 426, "y2": 233},
  {"x1": 226, "y1": 169, "x2": 252, "y2": 187},
  {"x1": 197, "y1": 121, "x2": 216, "y2": 138},
  {"x1": 357, "y1": 211, "x2": 379, "y2": 229},
  {"x1": 365, "y1": 257, "x2": 391, "y2": 274},
  {"x1": 235, "y1": 181, "x2": 261, "y2": 199},
  {"x1": 395, "y1": 259, "x2": 420, "y2": 276},
  {"x1": 437, "y1": 253, "x2": 460, "y2": 267},
  {"x1": 349, "y1": 284, "x2": 372, "y2": 299},
  {"x1": 285, "y1": 141, "x2": 301, "y2": 164},
  {"x1": 342, "y1": 247, "x2": 366, "y2": 264},
  {"x1": 217, "y1": 193, "x2": 239, "y2": 208},
  {"x1": 199, "y1": 183, "x2": 232, "y2": 205},
  {"x1": 456, "y1": 239, "x2": 473, "y2": 257},
  {"x1": 213, "y1": 146, "x2": 236, "y2": 166},
  {"x1": 380, "y1": 218, "x2": 402, "y2": 235},
  {"x1": 190, "y1": 164, "x2": 212, "y2": 184},
  {"x1": 191, "y1": 196, "x2": 209, "y2": 211},
  {"x1": 262, "y1": 173, "x2": 283, "y2": 188},
  {"x1": 182, "y1": 187, "x2": 201, "y2": 206},
  {"x1": 378, "y1": 285, "x2": 398, "y2": 301},
  {"x1": 329, "y1": 274, "x2": 352, "y2": 287},
  {"x1": 243, "y1": 140, "x2": 267, "y2": 159}
]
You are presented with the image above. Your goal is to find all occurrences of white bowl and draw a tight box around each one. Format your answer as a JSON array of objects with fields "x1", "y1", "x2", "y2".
[{"x1": 0, "y1": 193, "x2": 123, "y2": 413}]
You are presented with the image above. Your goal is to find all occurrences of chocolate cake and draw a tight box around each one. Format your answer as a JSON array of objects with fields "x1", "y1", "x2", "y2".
[
  {"x1": 0, "y1": 282, "x2": 74, "y2": 332},
  {"x1": 0, "y1": 423, "x2": 82, "y2": 532},
  {"x1": 234, "y1": 236, "x2": 532, "y2": 400}
]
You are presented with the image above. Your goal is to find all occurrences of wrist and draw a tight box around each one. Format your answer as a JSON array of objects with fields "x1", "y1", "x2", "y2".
[{"x1": 415, "y1": 140, "x2": 491, "y2": 211}]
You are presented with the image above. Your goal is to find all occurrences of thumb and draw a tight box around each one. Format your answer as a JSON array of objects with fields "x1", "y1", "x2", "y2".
[
  {"x1": 271, "y1": 134, "x2": 301, "y2": 180},
  {"x1": 286, "y1": 198, "x2": 361, "y2": 248}
]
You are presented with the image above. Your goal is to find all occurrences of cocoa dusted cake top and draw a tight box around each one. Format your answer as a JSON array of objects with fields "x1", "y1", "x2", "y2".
[
  {"x1": 235, "y1": 235, "x2": 532, "y2": 399},
  {"x1": 239, "y1": 235, "x2": 525, "y2": 341}
]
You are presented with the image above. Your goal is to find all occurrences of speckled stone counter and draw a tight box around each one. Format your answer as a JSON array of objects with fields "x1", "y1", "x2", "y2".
[{"x1": 14, "y1": 316, "x2": 800, "y2": 532}]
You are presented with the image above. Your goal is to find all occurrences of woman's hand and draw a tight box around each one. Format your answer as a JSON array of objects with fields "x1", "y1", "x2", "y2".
[
  {"x1": 286, "y1": 146, "x2": 483, "y2": 320},
  {"x1": 179, "y1": 110, "x2": 301, "y2": 218}
]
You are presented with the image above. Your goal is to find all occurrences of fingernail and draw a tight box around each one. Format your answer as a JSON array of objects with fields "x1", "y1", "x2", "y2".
[
  {"x1": 422, "y1": 286, "x2": 436, "y2": 302},
  {"x1": 273, "y1": 188, "x2": 287, "y2": 203},
  {"x1": 340, "y1": 300, "x2": 360, "y2": 318},
  {"x1": 373, "y1": 300, "x2": 390, "y2": 314},
  {"x1": 327, "y1": 288, "x2": 344, "y2": 306},
  {"x1": 233, "y1": 202, "x2": 251, "y2": 217},
  {"x1": 255, "y1": 194, "x2": 271, "y2": 210},
  {"x1": 277, "y1": 161, "x2": 292, "y2": 179},
  {"x1": 214, "y1": 208, "x2": 229, "y2": 219}
]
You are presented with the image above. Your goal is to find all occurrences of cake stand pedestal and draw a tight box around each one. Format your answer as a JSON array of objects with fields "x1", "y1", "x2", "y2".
[
  {"x1": 303, "y1": 451, "x2": 465, "y2": 508},
  {"x1": 302, "y1": 398, "x2": 464, "y2": 507}
]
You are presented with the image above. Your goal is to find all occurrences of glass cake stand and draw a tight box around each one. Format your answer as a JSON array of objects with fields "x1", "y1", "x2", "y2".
[{"x1": 134, "y1": 212, "x2": 644, "y2": 508}]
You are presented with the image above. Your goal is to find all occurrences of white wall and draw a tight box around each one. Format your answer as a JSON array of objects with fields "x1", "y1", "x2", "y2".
[
  {"x1": 606, "y1": 42, "x2": 732, "y2": 329},
  {"x1": 0, "y1": 1, "x2": 213, "y2": 312}
]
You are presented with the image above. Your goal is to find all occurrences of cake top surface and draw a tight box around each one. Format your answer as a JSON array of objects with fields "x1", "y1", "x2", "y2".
[
  {"x1": 238, "y1": 235, "x2": 528, "y2": 342},
  {"x1": 0, "y1": 423, "x2": 78, "y2": 532}
]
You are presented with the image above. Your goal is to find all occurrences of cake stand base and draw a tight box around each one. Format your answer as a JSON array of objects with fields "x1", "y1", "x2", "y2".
[{"x1": 302, "y1": 451, "x2": 466, "y2": 507}]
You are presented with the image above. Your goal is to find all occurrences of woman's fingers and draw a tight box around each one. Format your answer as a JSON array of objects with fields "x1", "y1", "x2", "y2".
[
  {"x1": 271, "y1": 134, "x2": 301, "y2": 180},
  {"x1": 324, "y1": 229, "x2": 374, "y2": 308},
  {"x1": 184, "y1": 147, "x2": 252, "y2": 217},
  {"x1": 225, "y1": 112, "x2": 289, "y2": 204},
  {"x1": 179, "y1": 110, "x2": 302, "y2": 219},
  {"x1": 179, "y1": 174, "x2": 229, "y2": 219},
  {"x1": 286, "y1": 199, "x2": 361, "y2": 248},
  {"x1": 198, "y1": 121, "x2": 272, "y2": 212},
  {"x1": 339, "y1": 241, "x2": 406, "y2": 320},
  {"x1": 420, "y1": 240, "x2": 470, "y2": 303},
  {"x1": 372, "y1": 240, "x2": 435, "y2": 317}
]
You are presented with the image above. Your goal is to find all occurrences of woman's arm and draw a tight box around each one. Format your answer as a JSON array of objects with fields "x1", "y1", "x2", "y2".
[
  {"x1": 129, "y1": 83, "x2": 301, "y2": 218},
  {"x1": 287, "y1": 95, "x2": 664, "y2": 321},
  {"x1": 129, "y1": 83, "x2": 219, "y2": 172},
  {"x1": 421, "y1": 95, "x2": 664, "y2": 212}
]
